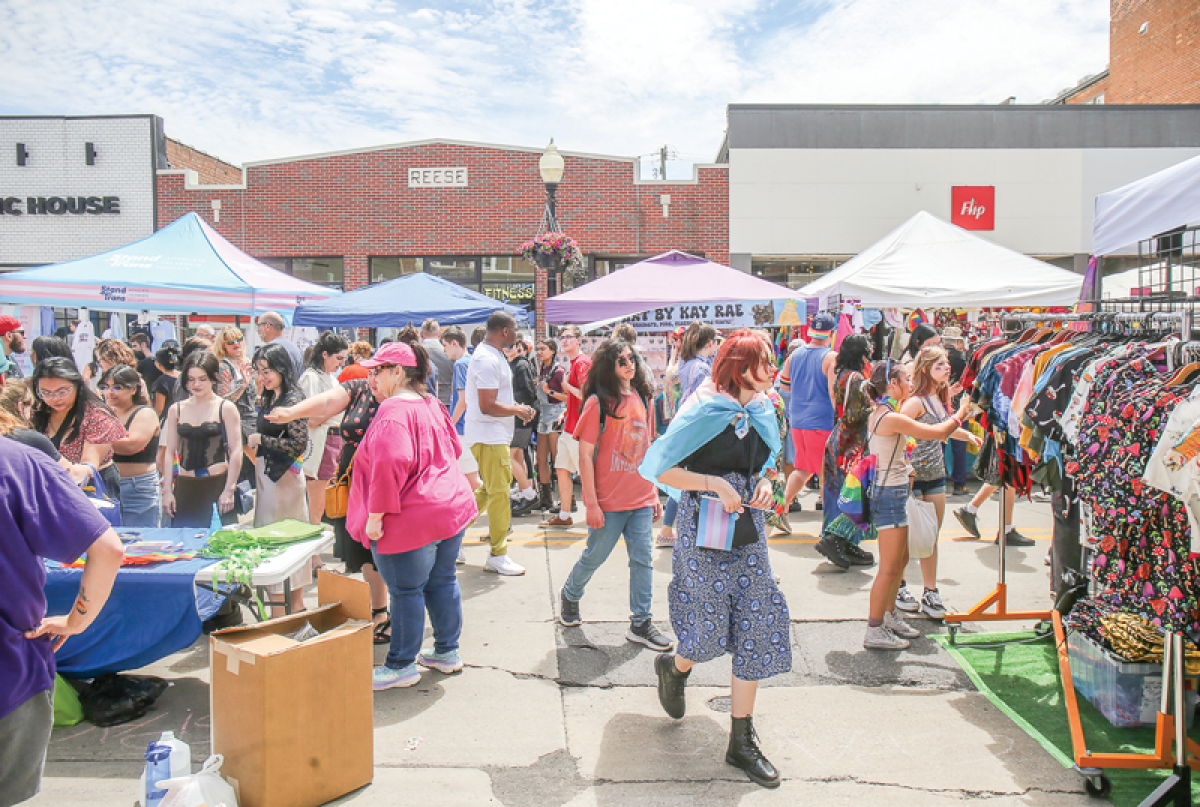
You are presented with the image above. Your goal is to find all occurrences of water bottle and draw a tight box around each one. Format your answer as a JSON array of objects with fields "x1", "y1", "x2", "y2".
[
  {"x1": 143, "y1": 742, "x2": 171, "y2": 807},
  {"x1": 139, "y1": 731, "x2": 190, "y2": 805},
  {"x1": 210, "y1": 504, "x2": 223, "y2": 534}
]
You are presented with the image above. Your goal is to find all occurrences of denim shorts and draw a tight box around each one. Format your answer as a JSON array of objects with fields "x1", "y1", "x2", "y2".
[
  {"x1": 870, "y1": 483, "x2": 910, "y2": 530},
  {"x1": 537, "y1": 402, "x2": 565, "y2": 434},
  {"x1": 912, "y1": 476, "x2": 947, "y2": 497}
]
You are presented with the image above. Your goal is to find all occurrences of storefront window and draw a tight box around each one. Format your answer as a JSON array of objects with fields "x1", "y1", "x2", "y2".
[
  {"x1": 482, "y1": 256, "x2": 533, "y2": 282},
  {"x1": 369, "y1": 257, "x2": 422, "y2": 284},
  {"x1": 426, "y1": 257, "x2": 478, "y2": 282},
  {"x1": 482, "y1": 282, "x2": 535, "y2": 318},
  {"x1": 751, "y1": 258, "x2": 840, "y2": 290},
  {"x1": 260, "y1": 257, "x2": 344, "y2": 290}
]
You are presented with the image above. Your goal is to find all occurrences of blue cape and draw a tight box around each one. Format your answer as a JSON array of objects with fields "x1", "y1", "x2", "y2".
[{"x1": 638, "y1": 391, "x2": 781, "y2": 499}]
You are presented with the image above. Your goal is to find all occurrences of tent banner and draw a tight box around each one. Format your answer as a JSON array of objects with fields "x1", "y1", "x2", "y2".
[{"x1": 615, "y1": 298, "x2": 807, "y2": 332}]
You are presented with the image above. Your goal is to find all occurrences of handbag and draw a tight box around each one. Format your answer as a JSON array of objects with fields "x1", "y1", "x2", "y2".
[
  {"x1": 836, "y1": 450, "x2": 876, "y2": 527},
  {"x1": 906, "y1": 495, "x2": 939, "y2": 558},
  {"x1": 324, "y1": 454, "x2": 353, "y2": 519},
  {"x1": 694, "y1": 493, "x2": 736, "y2": 551},
  {"x1": 81, "y1": 462, "x2": 122, "y2": 527}
]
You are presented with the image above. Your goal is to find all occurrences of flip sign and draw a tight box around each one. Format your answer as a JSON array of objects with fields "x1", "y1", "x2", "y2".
[{"x1": 951, "y1": 186, "x2": 994, "y2": 230}]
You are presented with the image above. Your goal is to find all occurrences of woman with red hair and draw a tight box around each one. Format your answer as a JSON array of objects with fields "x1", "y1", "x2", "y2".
[{"x1": 638, "y1": 329, "x2": 788, "y2": 789}]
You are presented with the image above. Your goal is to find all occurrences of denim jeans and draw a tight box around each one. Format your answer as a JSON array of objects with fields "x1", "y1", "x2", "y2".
[
  {"x1": 119, "y1": 470, "x2": 161, "y2": 527},
  {"x1": 946, "y1": 439, "x2": 970, "y2": 485},
  {"x1": 563, "y1": 505, "x2": 654, "y2": 624},
  {"x1": 372, "y1": 530, "x2": 465, "y2": 670},
  {"x1": 663, "y1": 496, "x2": 678, "y2": 528}
]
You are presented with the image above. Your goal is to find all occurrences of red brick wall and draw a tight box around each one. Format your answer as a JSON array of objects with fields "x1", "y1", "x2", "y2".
[
  {"x1": 1109, "y1": 0, "x2": 1200, "y2": 104},
  {"x1": 157, "y1": 141, "x2": 729, "y2": 328},
  {"x1": 1062, "y1": 75, "x2": 1111, "y2": 104},
  {"x1": 165, "y1": 139, "x2": 244, "y2": 185}
]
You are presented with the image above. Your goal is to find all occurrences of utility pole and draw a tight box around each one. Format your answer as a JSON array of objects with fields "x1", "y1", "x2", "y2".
[{"x1": 660, "y1": 145, "x2": 668, "y2": 181}]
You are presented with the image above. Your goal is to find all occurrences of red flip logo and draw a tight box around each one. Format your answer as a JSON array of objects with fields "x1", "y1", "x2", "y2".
[{"x1": 951, "y1": 186, "x2": 994, "y2": 230}]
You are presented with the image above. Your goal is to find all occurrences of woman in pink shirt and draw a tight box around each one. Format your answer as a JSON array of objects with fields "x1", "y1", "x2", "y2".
[{"x1": 347, "y1": 342, "x2": 478, "y2": 691}]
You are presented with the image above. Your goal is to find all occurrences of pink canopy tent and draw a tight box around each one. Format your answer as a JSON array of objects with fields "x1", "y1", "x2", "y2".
[{"x1": 544, "y1": 250, "x2": 807, "y2": 329}]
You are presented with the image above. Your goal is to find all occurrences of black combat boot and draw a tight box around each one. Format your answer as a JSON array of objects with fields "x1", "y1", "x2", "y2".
[{"x1": 726, "y1": 715, "x2": 780, "y2": 788}]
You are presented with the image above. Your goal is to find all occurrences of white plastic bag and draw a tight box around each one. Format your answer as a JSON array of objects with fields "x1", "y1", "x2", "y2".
[
  {"x1": 906, "y1": 496, "x2": 939, "y2": 559},
  {"x1": 158, "y1": 754, "x2": 238, "y2": 807}
]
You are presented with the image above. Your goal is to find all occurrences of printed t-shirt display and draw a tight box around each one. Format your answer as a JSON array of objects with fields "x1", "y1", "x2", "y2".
[{"x1": 574, "y1": 392, "x2": 657, "y2": 512}]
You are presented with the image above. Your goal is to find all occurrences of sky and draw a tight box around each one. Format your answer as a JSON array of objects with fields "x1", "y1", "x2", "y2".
[{"x1": 0, "y1": 1, "x2": 1110, "y2": 175}]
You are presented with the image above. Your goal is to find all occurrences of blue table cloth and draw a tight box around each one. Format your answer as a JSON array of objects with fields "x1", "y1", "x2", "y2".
[{"x1": 44, "y1": 528, "x2": 222, "y2": 678}]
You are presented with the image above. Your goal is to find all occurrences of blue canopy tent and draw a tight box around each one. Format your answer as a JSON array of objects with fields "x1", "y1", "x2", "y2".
[
  {"x1": 0, "y1": 212, "x2": 338, "y2": 319},
  {"x1": 293, "y1": 272, "x2": 529, "y2": 328}
]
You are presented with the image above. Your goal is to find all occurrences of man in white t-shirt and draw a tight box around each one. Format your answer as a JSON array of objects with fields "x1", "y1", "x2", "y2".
[{"x1": 466, "y1": 312, "x2": 536, "y2": 576}]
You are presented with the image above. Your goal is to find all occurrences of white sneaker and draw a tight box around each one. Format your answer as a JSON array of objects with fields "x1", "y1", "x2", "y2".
[
  {"x1": 456, "y1": 550, "x2": 466, "y2": 565},
  {"x1": 884, "y1": 609, "x2": 920, "y2": 639},
  {"x1": 895, "y1": 585, "x2": 920, "y2": 612},
  {"x1": 484, "y1": 554, "x2": 526, "y2": 576},
  {"x1": 863, "y1": 624, "x2": 910, "y2": 651}
]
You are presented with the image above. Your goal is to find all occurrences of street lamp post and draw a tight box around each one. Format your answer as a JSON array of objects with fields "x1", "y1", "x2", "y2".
[{"x1": 538, "y1": 140, "x2": 565, "y2": 297}]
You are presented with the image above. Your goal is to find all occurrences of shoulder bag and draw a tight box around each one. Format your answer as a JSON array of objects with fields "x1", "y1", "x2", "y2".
[{"x1": 324, "y1": 454, "x2": 354, "y2": 519}]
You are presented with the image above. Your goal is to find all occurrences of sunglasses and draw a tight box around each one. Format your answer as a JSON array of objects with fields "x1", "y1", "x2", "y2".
[
  {"x1": 98, "y1": 384, "x2": 130, "y2": 392},
  {"x1": 616, "y1": 355, "x2": 634, "y2": 368},
  {"x1": 226, "y1": 336, "x2": 244, "y2": 345},
  {"x1": 368, "y1": 364, "x2": 397, "y2": 375}
]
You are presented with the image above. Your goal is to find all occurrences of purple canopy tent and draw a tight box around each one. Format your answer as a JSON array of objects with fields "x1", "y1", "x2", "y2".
[{"x1": 544, "y1": 250, "x2": 809, "y2": 331}]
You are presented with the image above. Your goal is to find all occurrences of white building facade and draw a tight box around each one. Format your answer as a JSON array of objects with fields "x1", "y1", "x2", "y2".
[
  {"x1": 0, "y1": 115, "x2": 166, "y2": 269},
  {"x1": 723, "y1": 104, "x2": 1200, "y2": 285}
]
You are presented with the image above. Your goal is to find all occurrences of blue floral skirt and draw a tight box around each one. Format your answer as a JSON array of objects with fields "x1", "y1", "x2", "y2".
[{"x1": 669, "y1": 472, "x2": 792, "y2": 681}]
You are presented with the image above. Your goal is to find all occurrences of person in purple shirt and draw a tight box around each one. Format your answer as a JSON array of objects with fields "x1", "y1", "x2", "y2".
[{"x1": 0, "y1": 439, "x2": 124, "y2": 805}]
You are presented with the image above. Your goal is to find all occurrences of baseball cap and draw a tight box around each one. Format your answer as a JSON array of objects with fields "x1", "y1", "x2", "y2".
[
  {"x1": 809, "y1": 312, "x2": 836, "y2": 336},
  {"x1": 0, "y1": 316, "x2": 23, "y2": 336},
  {"x1": 359, "y1": 342, "x2": 417, "y2": 368}
]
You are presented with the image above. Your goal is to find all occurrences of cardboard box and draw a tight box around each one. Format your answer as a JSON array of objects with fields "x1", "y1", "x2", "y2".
[{"x1": 211, "y1": 571, "x2": 373, "y2": 807}]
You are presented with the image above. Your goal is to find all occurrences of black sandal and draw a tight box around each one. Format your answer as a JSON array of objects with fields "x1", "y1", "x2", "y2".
[{"x1": 372, "y1": 606, "x2": 391, "y2": 645}]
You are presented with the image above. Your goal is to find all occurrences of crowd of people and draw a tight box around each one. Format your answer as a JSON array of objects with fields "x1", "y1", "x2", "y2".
[{"x1": 8, "y1": 306, "x2": 1001, "y2": 799}]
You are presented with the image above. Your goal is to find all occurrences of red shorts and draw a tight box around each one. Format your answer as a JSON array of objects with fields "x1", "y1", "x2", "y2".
[
  {"x1": 791, "y1": 428, "x2": 831, "y2": 476},
  {"x1": 317, "y1": 433, "x2": 344, "y2": 480}
]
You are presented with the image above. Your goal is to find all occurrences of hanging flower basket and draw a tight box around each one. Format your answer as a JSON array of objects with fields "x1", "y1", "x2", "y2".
[{"x1": 519, "y1": 232, "x2": 584, "y2": 273}]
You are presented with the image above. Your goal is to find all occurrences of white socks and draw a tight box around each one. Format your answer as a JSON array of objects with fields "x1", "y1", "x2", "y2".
[{"x1": 964, "y1": 503, "x2": 979, "y2": 514}]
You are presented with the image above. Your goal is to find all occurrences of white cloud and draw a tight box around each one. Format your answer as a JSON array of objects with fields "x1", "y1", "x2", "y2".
[{"x1": 0, "y1": 0, "x2": 1109, "y2": 167}]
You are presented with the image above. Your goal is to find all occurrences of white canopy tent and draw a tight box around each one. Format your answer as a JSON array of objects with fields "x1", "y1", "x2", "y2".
[
  {"x1": 1093, "y1": 153, "x2": 1200, "y2": 257},
  {"x1": 797, "y1": 211, "x2": 1083, "y2": 309}
]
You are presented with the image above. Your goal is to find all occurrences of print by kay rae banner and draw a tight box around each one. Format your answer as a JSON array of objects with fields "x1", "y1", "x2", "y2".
[{"x1": 618, "y1": 298, "x2": 807, "y2": 332}]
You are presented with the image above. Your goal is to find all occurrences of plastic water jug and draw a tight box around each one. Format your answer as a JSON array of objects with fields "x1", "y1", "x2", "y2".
[
  {"x1": 143, "y1": 742, "x2": 171, "y2": 807},
  {"x1": 139, "y1": 731, "x2": 191, "y2": 806}
]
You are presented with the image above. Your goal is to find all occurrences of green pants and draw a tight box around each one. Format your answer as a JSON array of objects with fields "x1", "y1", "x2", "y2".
[{"x1": 472, "y1": 443, "x2": 512, "y2": 555}]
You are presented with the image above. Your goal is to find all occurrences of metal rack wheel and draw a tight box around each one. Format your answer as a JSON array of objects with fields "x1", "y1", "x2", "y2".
[{"x1": 946, "y1": 623, "x2": 959, "y2": 645}]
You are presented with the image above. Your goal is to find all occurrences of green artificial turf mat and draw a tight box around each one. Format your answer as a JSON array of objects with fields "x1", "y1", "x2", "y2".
[{"x1": 935, "y1": 630, "x2": 1199, "y2": 807}]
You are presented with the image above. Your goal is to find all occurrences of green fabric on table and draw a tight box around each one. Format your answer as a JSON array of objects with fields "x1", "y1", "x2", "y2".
[
  {"x1": 243, "y1": 519, "x2": 325, "y2": 545},
  {"x1": 936, "y1": 631, "x2": 1200, "y2": 807}
]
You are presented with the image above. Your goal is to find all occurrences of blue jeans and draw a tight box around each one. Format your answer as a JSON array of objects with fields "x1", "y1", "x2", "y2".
[
  {"x1": 119, "y1": 470, "x2": 161, "y2": 527},
  {"x1": 372, "y1": 530, "x2": 465, "y2": 670},
  {"x1": 663, "y1": 496, "x2": 678, "y2": 528},
  {"x1": 563, "y1": 506, "x2": 654, "y2": 624},
  {"x1": 946, "y1": 439, "x2": 970, "y2": 485}
]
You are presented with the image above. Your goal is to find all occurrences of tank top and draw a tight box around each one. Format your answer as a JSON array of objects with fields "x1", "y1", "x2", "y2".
[
  {"x1": 113, "y1": 406, "x2": 160, "y2": 464},
  {"x1": 868, "y1": 410, "x2": 912, "y2": 488},
  {"x1": 787, "y1": 346, "x2": 835, "y2": 430},
  {"x1": 911, "y1": 395, "x2": 949, "y2": 481},
  {"x1": 176, "y1": 400, "x2": 230, "y2": 471}
]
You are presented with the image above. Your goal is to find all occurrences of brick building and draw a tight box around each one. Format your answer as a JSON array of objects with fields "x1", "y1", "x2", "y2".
[
  {"x1": 1050, "y1": 0, "x2": 1199, "y2": 105},
  {"x1": 156, "y1": 140, "x2": 728, "y2": 332}
]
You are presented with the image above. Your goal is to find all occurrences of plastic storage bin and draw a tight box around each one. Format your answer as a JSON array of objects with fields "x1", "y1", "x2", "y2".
[{"x1": 1067, "y1": 630, "x2": 1196, "y2": 729}]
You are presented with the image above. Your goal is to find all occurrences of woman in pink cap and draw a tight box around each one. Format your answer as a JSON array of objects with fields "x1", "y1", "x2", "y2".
[{"x1": 346, "y1": 342, "x2": 479, "y2": 691}]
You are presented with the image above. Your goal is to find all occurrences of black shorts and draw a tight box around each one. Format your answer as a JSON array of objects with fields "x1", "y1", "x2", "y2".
[{"x1": 511, "y1": 425, "x2": 534, "y2": 450}]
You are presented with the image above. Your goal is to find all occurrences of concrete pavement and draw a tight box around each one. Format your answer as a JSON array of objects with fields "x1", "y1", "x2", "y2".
[{"x1": 30, "y1": 486, "x2": 1097, "y2": 805}]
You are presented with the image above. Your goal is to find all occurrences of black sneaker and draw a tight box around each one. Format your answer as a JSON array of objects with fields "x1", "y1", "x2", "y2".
[
  {"x1": 814, "y1": 535, "x2": 851, "y2": 569},
  {"x1": 627, "y1": 620, "x2": 674, "y2": 652},
  {"x1": 954, "y1": 507, "x2": 981, "y2": 539},
  {"x1": 511, "y1": 496, "x2": 536, "y2": 517},
  {"x1": 839, "y1": 538, "x2": 875, "y2": 566},
  {"x1": 559, "y1": 589, "x2": 581, "y2": 627},
  {"x1": 996, "y1": 529, "x2": 1035, "y2": 547},
  {"x1": 788, "y1": 499, "x2": 802, "y2": 513}
]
